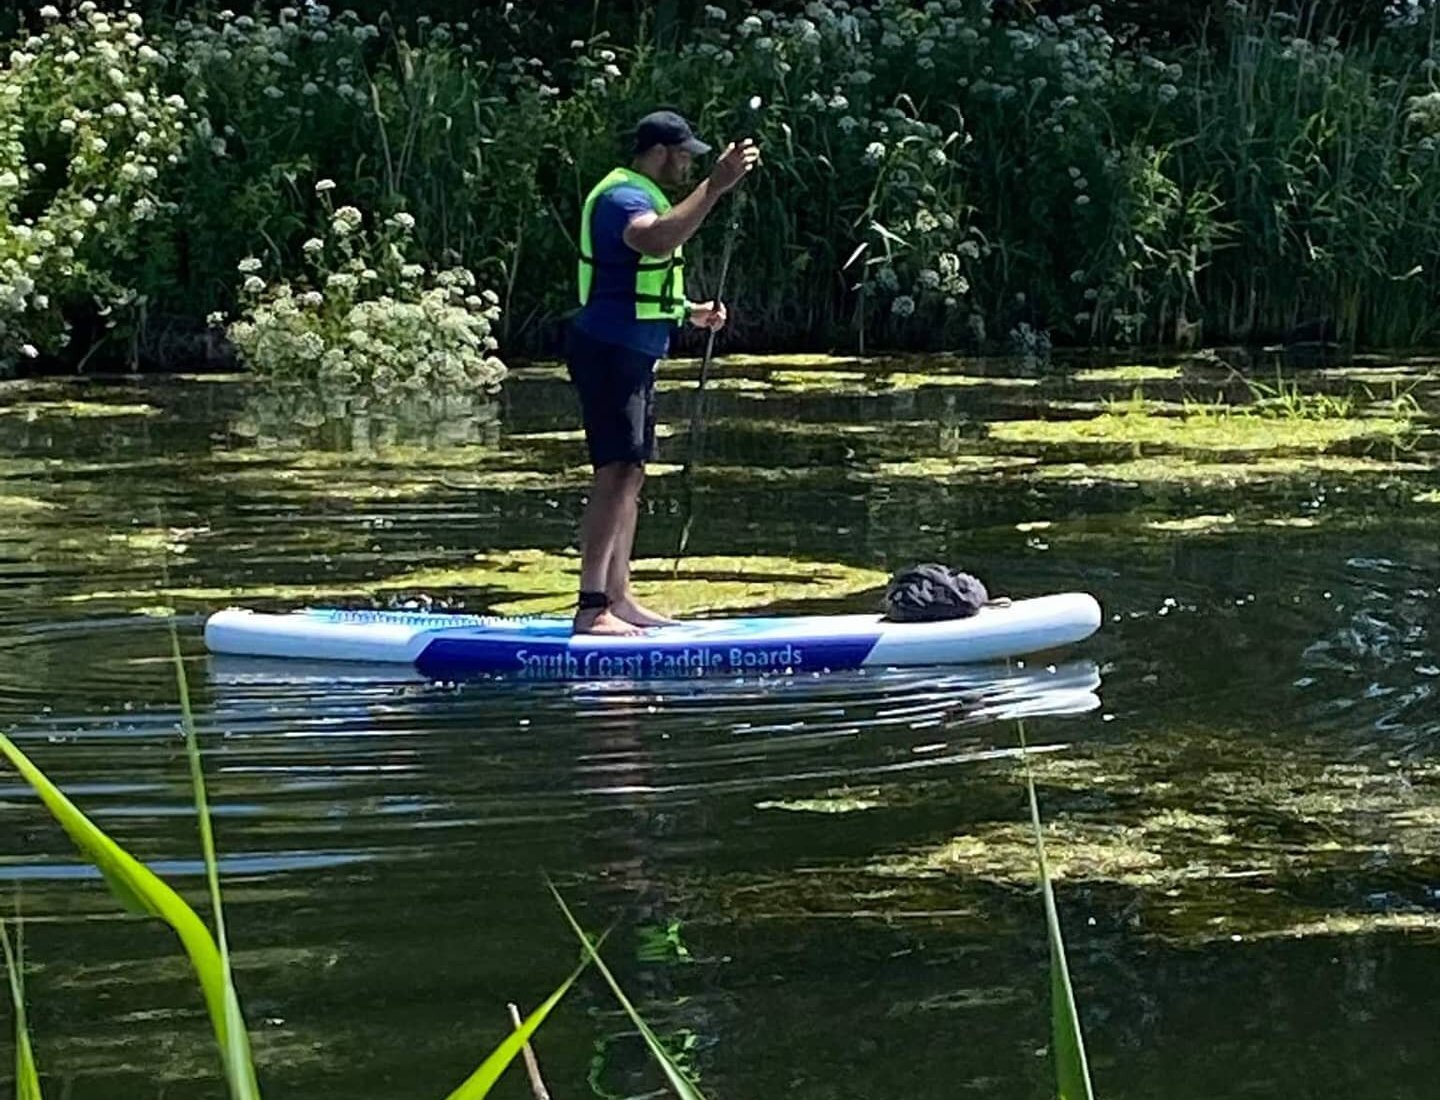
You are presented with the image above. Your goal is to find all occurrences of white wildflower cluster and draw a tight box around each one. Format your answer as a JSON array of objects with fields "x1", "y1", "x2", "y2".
[
  {"x1": 226, "y1": 188, "x2": 506, "y2": 397},
  {"x1": 669, "y1": 0, "x2": 1010, "y2": 330},
  {"x1": 1406, "y1": 90, "x2": 1440, "y2": 138},
  {"x1": 0, "y1": 1, "x2": 196, "y2": 371},
  {"x1": 175, "y1": 2, "x2": 383, "y2": 124}
]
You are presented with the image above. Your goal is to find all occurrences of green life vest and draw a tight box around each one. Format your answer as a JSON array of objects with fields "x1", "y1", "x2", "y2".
[{"x1": 577, "y1": 167, "x2": 688, "y2": 323}]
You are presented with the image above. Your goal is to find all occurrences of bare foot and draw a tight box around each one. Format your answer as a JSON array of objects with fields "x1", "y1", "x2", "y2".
[
  {"x1": 573, "y1": 608, "x2": 643, "y2": 636},
  {"x1": 610, "y1": 597, "x2": 680, "y2": 628}
]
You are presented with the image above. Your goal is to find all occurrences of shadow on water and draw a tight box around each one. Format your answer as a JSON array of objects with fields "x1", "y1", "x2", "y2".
[{"x1": 1, "y1": 352, "x2": 1439, "y2": 1098}]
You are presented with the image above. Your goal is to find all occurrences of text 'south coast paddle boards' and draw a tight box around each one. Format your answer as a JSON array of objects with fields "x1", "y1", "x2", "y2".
[{"x1": 204, "y1": 593, "x2": 1103, "y2": 681}]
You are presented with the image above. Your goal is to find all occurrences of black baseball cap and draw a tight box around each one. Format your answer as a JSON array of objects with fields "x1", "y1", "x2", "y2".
[{"x1": 633, "y1": 110, "x2": 712, "y2": 156}]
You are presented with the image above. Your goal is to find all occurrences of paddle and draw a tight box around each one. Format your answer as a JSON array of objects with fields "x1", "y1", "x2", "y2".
[{"x1": 673, "y1": 95, "x2": 762, "y2": 573}]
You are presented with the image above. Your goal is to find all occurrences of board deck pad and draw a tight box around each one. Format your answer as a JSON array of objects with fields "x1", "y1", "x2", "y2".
[{"x1": 204, "y1": 594, "x2": 1103, "y2": 681}]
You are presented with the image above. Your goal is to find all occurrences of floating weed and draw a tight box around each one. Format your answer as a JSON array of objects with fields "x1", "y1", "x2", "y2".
[
  {"x1": 505, "y1": 425, "x2": 677, "y2": 444},
  {"x1": 0, "y1": 401, "x2": 161, "y2": 420},
  {"x1": 870, "y1": 821, "x2": 1170, "y2": 888},
  {"x1": 666, "y1": 354, "x2": 865, "y2": 372},
  {"x1": 1146, "y1": 514, "x2": 1236, "y2": 533},
  {"x1": 864, "y1": 455, "x2": 1040, "y2": 480},
  {"x1": 1226, "y1": 913, "x2": 1440, "y2": 943},
  {"x1": 390, "y1": 552, "x2": 889, "y2": 617},
  {"x1": 668, "y1": 376, "x2": 773, "y2": 393},
  {"x1": 0, "y1": 495, "x2": 58, "y2": 514},
  {"x1": 1027, "y1": 454, "x2": 1430, "y2": 485},
  {"x1": 706, "y1": 419, "x2": 895, "y2": 440},
  {"x1": 755, "y1": 788, "x2": 885, "y2": 814},
  {"x1": 62, "y1": 551, "x2": 888, "y2": 617},
  {"x1": 1239, "y1": 376, "x2": 1356, "y2": 420},
  {"x1": 1318, "y1": 365, "x2": 1438, "y2": 385},
  {"x1": 1072, "y1": 365, "x2": 1183, "y2": 383},
  {"x1": 992, "y1": 410, "x2": 1410, "y2": 453},
  {"x1": 262, "y1": 446, "x2": 504, "y2": 472},
  {"x1": 879, "y1": 372, "x2": 1042, "y2": 390},
  {"x1": 767, "y1": 369, "x2": 873, "y2": 385},
  {"x1": 682, "y1": 463, "x2": 841, "y2": 486}
]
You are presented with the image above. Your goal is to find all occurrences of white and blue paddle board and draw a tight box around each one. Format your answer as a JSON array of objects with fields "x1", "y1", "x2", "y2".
[{"x1": 203, "y1": 593, "x2": 1102, "y2": 681}]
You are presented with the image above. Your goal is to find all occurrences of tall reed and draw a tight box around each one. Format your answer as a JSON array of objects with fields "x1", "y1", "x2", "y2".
[
  {"x1": 1, "y1": 912, "x2": 44, "y2": 1100},
  {"x1": 1017, "y1": 720, "x2": 1096, "y2": 1100}
]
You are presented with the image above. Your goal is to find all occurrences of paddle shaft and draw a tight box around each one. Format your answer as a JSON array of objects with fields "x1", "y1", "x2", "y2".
[
  {"x1": 672, "y1": 200, "x2": 741, "y2": 573},
  {"x1": 674, "y1": 109, "x2": 760, "y2": 571},
  {"x1": 684, "y1": 200, "x2": 741, "y2": 462}
]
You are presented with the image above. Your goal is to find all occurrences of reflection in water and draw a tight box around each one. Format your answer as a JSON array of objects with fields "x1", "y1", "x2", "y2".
[
  {"x1": 229, "y1": 382, "x2": 503, "y2": 452},
  {"x1": 200, "y1": 656, "x2": 1101, "y2": 805}
]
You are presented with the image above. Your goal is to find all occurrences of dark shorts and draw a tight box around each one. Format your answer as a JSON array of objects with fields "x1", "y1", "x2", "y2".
[{"x1": 565, "y1": 325, "x2": 659, "y2": 469}]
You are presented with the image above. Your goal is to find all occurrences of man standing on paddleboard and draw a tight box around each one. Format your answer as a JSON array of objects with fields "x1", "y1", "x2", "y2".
[{"x1": 568, "y1": 109, "x2": 760, "y2": 635}]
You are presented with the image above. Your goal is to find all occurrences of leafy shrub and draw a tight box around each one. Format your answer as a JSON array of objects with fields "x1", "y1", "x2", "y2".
[{"x1": 8, "y1": 0, "x2": 1440, "y2": 375}]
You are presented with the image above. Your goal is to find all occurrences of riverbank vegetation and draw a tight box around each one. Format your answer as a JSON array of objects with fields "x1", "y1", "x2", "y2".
[{"x1": 2, "y1": 1, "x2": 1440, "y2": 380}]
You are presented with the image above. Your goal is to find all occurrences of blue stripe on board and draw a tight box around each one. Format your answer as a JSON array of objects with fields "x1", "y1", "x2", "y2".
[{"x1": 413, "y1": 632, "x2": 882, "y2": 680}]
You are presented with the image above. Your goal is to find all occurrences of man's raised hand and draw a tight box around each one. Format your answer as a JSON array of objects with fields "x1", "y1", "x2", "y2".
[{"x1": 708, "y1": 138, "x2": 762, "y2": 195}]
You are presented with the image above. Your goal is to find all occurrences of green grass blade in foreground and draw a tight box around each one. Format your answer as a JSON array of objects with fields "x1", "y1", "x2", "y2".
[
  {"x1": 168, "y1": 621, "x2": 262, "y2": 1100},
  {"x1": 442, "y1": 957, "x2": 589, "y2": 1100},
  {"x1": 0, "y1": 733, "x2": 261, "y2": 1099},
  {"x1": 1017, "y1": 722, "x2": 1095, "y2": 1100},
  {"x1": 549, "y1": 881, "x2": 710, "y2": 1100},
  {"x1": 1, "y1": 915, "x2": 44, "y2": 1100}
]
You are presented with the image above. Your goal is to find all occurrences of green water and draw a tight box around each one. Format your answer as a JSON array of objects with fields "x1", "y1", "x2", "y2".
[{"x1": 1, "y1": 352, "x2": 1438, "y2": 1099}]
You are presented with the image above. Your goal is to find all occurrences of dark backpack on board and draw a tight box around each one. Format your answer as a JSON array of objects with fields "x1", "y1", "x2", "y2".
[{"x1": 882, "y1": 563, "x2": 999, "y2": 622}]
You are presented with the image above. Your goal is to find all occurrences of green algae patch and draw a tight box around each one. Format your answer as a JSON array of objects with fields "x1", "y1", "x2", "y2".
[
  {"x1": 666, "y1": 353, "x2": 865, "y2": 372},
  {"x1": 390, "y1": 550, "x2": 889, "y2": 616},
  {"x1": 506, "y1": 424, "x2": 677, "y2": 444},
  {"x1": 668, "y1": 375, "x2": 772, "y2": 393},
  {"x1": 1318, "y1": 364, "x2": 1439, "y2": 385},
  {"x1": 870, "y1": 821, "x2": 1171, "y2": 887},
  {"x1": 1072, "y1": 365, "x2": 1183, "y2": 383},
  {"x1": 991, "y1": 408, "x2": 1409, "y2": 453},
  {"x1": 0, "y1": 400, "x2": 161, "y2": 420},
  {"x1": 64, "y1": 550, "x2": 888, "y2": 617},
  {"x1": 1147, "y1": 514, "x2": 1236, "y2": 533},
  {"x1": 438, "y1": 467, "x2": 594, "y2": 491},
  {"x1": 866, "y1": 455, "x2": 1040, "y2": 479},
  {"x1": 710, "y1": 418, "x2": 897, "y2": 440},
  {"x1": 756, "y1": 788, "x2": 884, "y2": 814},
  {"x1": 210, "y1": 444, "x2": 505, "y2": 473},
  {"x1": 172, "y1": 373, "x2": 250, "y2": 384},
  {"x1": 1225, "y1": 912, "x2": 1440, "y2": 942},
  {"x1": 879, "y1": 372, "x2": 1041, "y2": 391},
  {"x1": 761, "y1": 369, "x2": 876, "y2": 395},
  {"x1": 0, "y1": 494, "x2": 58, "y2": 514},
  {"x1": 1027, "y1": 454, "x2": 1429, "y2": 486}
]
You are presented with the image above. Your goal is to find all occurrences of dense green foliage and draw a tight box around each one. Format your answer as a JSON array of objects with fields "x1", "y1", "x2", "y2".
[{"x1": 1, "y1": 0, "x2": 1438, "y2": 377}]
